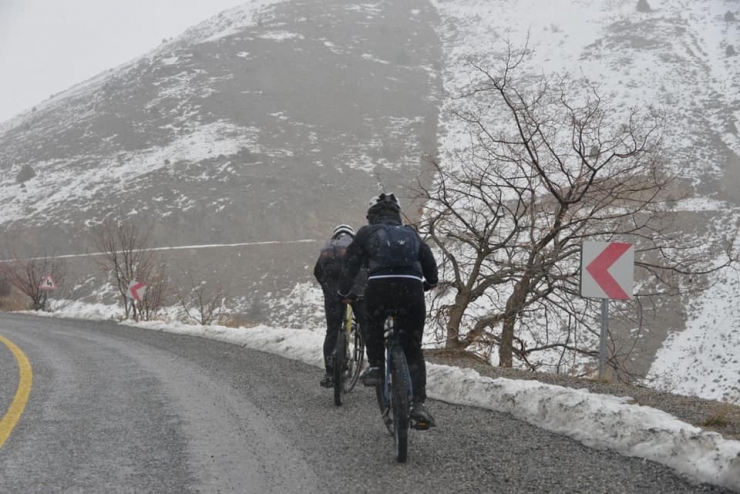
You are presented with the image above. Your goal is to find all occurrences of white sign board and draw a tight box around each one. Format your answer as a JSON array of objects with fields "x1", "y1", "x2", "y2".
[
  {"x1": 126, "y1": 280, "x2": 147, "y2": 301},
  {"x1": 580, "y1": 241, "x2": 634, "y2": 300}
]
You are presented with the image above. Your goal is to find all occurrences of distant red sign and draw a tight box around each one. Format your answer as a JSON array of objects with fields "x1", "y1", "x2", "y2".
[
  {"x1": 126, "y1": 280, "x2": 147, "y2": 301},
  {"x1": 39, "y1": 275, "x2": 57, "y2": 291}
]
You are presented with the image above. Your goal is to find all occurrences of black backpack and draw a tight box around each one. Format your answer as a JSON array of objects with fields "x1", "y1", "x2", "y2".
[
  {"x1": 371, "y1": 224, "x2": 420, "y2": 270},
  {"x1": 317, "y1": 234, "x2": 352, "y2": 282}
]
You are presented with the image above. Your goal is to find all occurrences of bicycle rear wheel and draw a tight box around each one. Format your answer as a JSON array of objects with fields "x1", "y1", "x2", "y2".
[
  {"x1": 390, "y1": 345, "x2": 410, "y2": 463},
  {"x1": 343, "y1": 322, "x2": 364, "y2": 393},
  {"x1": 333, "y1": 331, "x2": 346, "y2": 406}
]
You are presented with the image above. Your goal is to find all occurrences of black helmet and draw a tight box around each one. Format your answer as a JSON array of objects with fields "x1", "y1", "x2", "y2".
[
  {"x1": 368, "y1": 192, "x2": 401, "y2": 209},
  {"x1": 366, "y1": 192, "x2": 402, "y2": 223}
]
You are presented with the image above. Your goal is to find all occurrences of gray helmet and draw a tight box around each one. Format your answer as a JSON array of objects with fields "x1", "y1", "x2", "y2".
[{"x1": 332, "y1": 224, "x2": 355, "y2": 238}]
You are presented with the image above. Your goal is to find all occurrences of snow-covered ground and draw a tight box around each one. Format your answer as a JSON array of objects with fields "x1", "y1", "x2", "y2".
[
  {"x1": 27, "y1": 302, "x2": 740, "y2": 492},
  {"x1": 648, "y1": 264, "x2": 740, "y2": 403}
]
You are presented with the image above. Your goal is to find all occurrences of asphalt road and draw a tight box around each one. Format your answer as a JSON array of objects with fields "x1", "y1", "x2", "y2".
[{"x1": 0, "y1": 314, "x2": 731, "y2": 493}]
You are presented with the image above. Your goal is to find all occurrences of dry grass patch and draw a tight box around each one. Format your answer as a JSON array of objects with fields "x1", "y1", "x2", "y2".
[
  {"x1": 218, "y1": 313, "x2": 262, "y2": 329},
  {"x1": 703, "y1": 402, "x2": 737, "y2": 428},
  {"x1": 425, "y1": 347, "x2": 490, "y2": 366},
  {"x1": 0, "y1": 286, "x2": 31, "y2": 312}
]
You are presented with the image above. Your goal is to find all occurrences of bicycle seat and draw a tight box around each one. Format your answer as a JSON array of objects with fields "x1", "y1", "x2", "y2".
[{"x1": 383, "y1": 309, "x2": 407, "y2": 318}]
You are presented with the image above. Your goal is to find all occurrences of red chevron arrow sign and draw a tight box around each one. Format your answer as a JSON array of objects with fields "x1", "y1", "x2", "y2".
[
  {"x1": 126, "y1": 280, "x2": 147, "y2": 302},
  {"x1": 580, "y1": 242, "x2": 634, "y2": 300}
]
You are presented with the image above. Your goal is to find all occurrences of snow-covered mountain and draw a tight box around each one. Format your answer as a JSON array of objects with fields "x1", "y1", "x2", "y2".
[
  {"x1": 0, "y1": 0, "x2": 442, "y2": 322},
  {"x1": 1, "y1": 0, "x2": 738, "y2": 402}
]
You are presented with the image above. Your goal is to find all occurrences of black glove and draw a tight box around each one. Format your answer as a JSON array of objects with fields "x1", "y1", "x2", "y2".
[{"x1": 423, "y1": 282, "x2": 435, "y2": 292}]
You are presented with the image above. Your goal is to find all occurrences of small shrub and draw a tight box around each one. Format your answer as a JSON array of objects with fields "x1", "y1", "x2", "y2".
[
  {"x1": 16, "y1": 164, "x2": 36, "y2": 183},
  {"x1": 176, "y1": 271, "x2": 227, "y2": 326},
  {"x1": 637, "y1": 0, "x2": 652, "y2": 13},
  {"x1": 245, "y1": 298, "x2": 267, "y2": 323}
]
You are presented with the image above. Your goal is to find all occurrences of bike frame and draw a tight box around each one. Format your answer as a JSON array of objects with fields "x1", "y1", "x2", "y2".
[
  {"x1": 344, "y1": 303, "x2": 353, "y2": 335},
  {"x1": 333, "y1": 302, "x2": 365, "y2": 406},
  {"x1": 378, "y1": 315, "x2": 413, "y2": 411},
  {"x1": 347, "y1": 305, "x2": 364, "y2": 376}
]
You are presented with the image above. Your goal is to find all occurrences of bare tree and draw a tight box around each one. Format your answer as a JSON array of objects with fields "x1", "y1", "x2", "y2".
[
  {"x1": 418, "y1": 46, "x2": 736, "y2": 375},
  {"x1": 176, "y1": 269, "x2": 227, "y2": 325},
  {"x1": 92, "y1": 219, "x2": 155, "y2": 320},
  {"x1": 138, "y1": 261, "x2": 172, "y2": 321},
  {"x1": 0, "y1": 254, "x2": 67, "y2": 311}
]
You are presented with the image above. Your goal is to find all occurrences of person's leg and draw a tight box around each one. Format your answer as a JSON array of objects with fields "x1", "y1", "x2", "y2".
[
  {"x1": 350, "y1": 297, "x2": 370, "y2": 345},
  {"x1": 363, "y1": 282, "x2": 387, "y2": 366},
  {"x1": 360, "y1": 281, "x2": 388, "y2": 385},
  {"x1": 397, "y1": 281, "x2": 427, "y2": 402},
  {"x1": 322, "y1": 296, "x2": 343, "y2": 378},
  {"x1": 396, "y1": 280, "x2": 435, "y2": 427}
]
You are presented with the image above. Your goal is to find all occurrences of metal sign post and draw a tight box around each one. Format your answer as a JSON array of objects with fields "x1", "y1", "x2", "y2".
[{"x1": 599, "y1": 299, "x2": 608, "y2": 381}]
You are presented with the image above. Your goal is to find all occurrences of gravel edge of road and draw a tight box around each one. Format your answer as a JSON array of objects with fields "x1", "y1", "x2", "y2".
[{"x1": 425, "y1": 349, "x2": 740, "y2": 442}]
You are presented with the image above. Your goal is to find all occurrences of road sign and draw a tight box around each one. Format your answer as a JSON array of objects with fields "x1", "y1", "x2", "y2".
[
  {"x1": 580, "y1": 241, "x2": 634, "y2": 300},
  {"x1": 126, "y1": 280, "x2": 147, "y2": 301},
  {"x1": 39, "y1": 275, "x2": 57, "y2": 291}
]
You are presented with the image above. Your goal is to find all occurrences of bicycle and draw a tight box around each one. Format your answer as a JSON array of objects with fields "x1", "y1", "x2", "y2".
[
  {"x1": 333, "y1": 302, "x2": 365, "y2": 406},
  {"x1": 374, "y1": 309, "x2": 419, "y2": 463}
]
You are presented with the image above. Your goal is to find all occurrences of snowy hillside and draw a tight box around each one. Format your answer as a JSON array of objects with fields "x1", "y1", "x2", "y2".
[
  {"x1": 0, "y1": 0, "x2": 442, "y2": 325},
  {"x1": 427, "y1": 0, "x2": 740, "y2": 402},
  {"x1": 0, "y1": 0, "x2": 437, "y2": 229}
]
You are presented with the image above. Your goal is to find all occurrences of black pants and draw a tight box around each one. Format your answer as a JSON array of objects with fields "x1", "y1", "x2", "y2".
[
  {"x1": 322, "y1": 295, "x2": 368, "y2": 372},
  {"x1": 364, "y1": 278, "x2": 427, "y2": 402}
]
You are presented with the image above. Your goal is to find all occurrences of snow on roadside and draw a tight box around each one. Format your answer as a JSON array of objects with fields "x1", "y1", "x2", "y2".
[
  {"x1": 135, "y1": 317, "x2": 740, "y2": 491},
  {"x1": 30, "y1": 302, "x2": 738, "y2": 491}
]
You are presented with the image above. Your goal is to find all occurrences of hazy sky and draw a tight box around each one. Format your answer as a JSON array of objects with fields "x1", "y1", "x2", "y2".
[{"x1": 0, "y1": 0, "x2": 245, "y2": 122}]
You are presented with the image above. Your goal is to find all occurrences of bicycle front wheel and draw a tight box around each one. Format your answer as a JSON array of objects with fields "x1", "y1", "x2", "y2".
[
  {"x1": 375, "y1": 382, "x2": 393, "y2": 435},
  {"x1": 333, "y1": 331, "x2": 346, "y2": 407},
  {"x1": 390, "y1": 345, "x2": 410, "y2": 463},
  {"x1": 343, "y1": 323, "x2": 364, "y2": 393}
]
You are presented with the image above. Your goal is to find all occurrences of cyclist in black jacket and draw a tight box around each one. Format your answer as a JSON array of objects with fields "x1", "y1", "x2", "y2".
[{"x1": 338, "y1": 193, "x2": 438, "y2": 427}]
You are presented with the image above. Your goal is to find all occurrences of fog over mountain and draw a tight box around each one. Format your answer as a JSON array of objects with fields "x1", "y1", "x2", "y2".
[{"x1": 1, "y1": 0, "x2": 738, "y2": 402}]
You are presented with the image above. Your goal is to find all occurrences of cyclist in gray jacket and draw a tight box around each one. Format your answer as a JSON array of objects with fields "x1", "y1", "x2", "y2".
[{"x1": 314, "y1": 224, "x2": 368, "y2": 388}]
